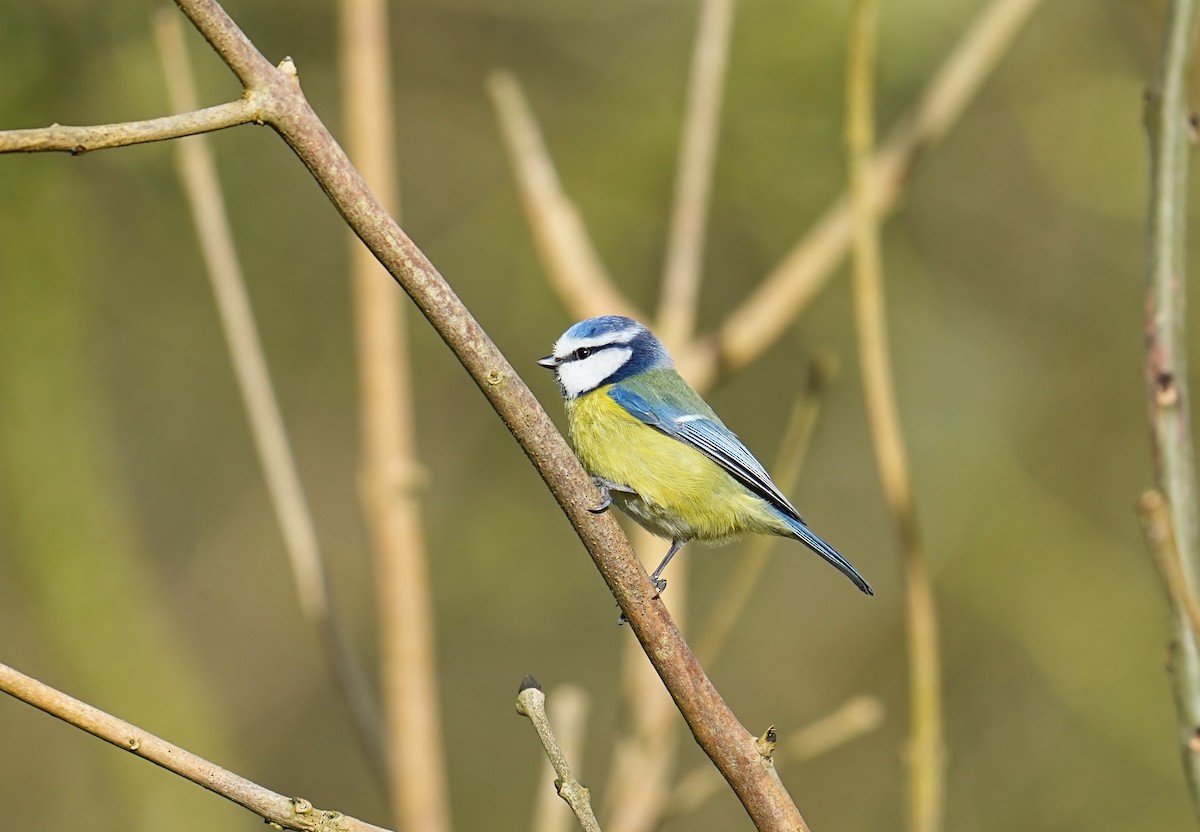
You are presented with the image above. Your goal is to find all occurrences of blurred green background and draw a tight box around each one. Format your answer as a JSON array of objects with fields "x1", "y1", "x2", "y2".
[{"x1": 0, "y1": 0, "x2": 1193, "y2": 830}]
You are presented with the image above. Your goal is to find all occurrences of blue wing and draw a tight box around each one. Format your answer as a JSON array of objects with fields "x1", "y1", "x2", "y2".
[
  {"x1": 608, "y1": 381, "x2": 875, "y2": 597},
  {"x1": 607, "y1": 384, "x2": 803, "y2": 522}
]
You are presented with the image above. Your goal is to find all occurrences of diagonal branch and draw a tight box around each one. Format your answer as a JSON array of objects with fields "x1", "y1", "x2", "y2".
[
  {"x1": 0, "y1": 660, "x2": 391, "y2": 832},
  {"x1": 163, "y1": 2, "x2": 806, "y2": 828}
]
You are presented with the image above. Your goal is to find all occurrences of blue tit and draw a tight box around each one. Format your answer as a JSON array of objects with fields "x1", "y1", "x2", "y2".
[{"x1": 537, "y1": 315, "x2": 873, "y2": 597}]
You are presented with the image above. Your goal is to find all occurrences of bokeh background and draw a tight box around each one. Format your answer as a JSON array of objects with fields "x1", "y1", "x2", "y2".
[{"x1": 0, "y1": 0, "x2": 1193, "y2": 830}]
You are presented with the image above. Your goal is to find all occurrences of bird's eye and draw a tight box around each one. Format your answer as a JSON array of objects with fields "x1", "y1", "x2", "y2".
[{"x1": 573, "y1": 347, "x2": 594, "y2": 360}]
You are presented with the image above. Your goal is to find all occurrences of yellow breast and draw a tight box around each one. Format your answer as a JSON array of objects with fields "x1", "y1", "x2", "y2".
[{"x1": 565, "y1": 386, "x2": 786, "y2": 542}]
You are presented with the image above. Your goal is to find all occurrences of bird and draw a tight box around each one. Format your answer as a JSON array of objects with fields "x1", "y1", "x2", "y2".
[{"x1": 537, "y1": 315, "x2": 873, "y2": 597}]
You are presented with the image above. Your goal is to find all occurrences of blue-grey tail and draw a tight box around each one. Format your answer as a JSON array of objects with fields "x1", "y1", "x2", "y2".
[{"x1": 785, "y1": 516, "x2": 874, "y2": 596}]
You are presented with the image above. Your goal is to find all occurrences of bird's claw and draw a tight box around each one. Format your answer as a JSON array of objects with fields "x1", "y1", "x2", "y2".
[
  {"x1": 652, "y1": 577, "x2": 667, "y2": 598},
  {"x1": 589, "y1": 477, "x2": 635, "y2": 514},
  {"x1": 589, "y1": 477, "x2": 613, "y2": 513}
]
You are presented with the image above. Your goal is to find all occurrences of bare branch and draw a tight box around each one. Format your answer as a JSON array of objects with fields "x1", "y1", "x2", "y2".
[
  {"x1": 0, "y1": 661, "x2": 390, "y2": 832},
  {"x1": 487, "y1": 70, "x2": 640, "y2": 322},
  {"x1": 532, "y1": 685, "x2": 591, "y2": 832},
  {"x1": 518, "y1": 678, "x2": 602, "y2": 832},
  {"x1": 0, "y1": 99, "x2": 260, "y2": 154}
]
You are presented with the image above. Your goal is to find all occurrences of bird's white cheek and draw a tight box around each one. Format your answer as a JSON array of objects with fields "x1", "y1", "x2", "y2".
[{"x1": 557, "y1": 347, "x2": 632, "y2": 398}]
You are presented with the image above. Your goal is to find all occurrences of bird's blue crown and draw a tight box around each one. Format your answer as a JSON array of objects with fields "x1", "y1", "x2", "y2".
[{"x1": 557, "y1": 316, "x2": 672, "y2": 385}]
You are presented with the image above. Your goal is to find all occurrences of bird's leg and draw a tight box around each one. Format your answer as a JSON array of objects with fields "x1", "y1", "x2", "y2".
[
  {"x1": 588, "y1": 477, "x2": 636, "y2": 514},
  {"x1": 648, "y1": 539, "x2": 687, "y2": 597}
]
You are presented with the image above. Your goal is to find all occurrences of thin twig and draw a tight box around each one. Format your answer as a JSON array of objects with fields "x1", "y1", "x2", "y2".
[
  {"x1": 656, "y1": 0, "x2": 735, "y2": 344},
  {"x1": 337, "y1": 0, "x2": 452, "y2": 828},
  {"x1": 0, "y1": 98, "x2": 260, "y2": 154},
  {"x1": 846, "y1": 3, "x2": 943, "y2": 831},
  {"x1": 0, "y1": 661, "x2": 391, "y2": 832},
  {"x1": 532, "y1": 685, "x2": 591, "y2": 832},
  {"x1": 517, "y1": 678, "x2": 603, "y2": 832},
  {"x1": 153, "y1": 10, "x2": 388, "y2": 782},
  {"x1": 665, "y1": 694, "x2": 884, "y2": 819},
  {"x1": 1143, "y1": 0, "x2": 1200, "y2": 814},
  {"x1": 694, "y1": 352, "x2": 837, "y2": 667},
  {"x1": 682, "y1": 0, "x2": 1045, "y2": 391},
  {"x1": 487, "y1": 70, "x2": 639, "y2": 322}
]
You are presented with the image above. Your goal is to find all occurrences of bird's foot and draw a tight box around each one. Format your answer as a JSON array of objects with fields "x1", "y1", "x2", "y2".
[
  {"x1": 651, "y1": 577, "x2": 667, "y2": 598},
  {"x1": 588, "y1": 477, "x2": 635, "y2": 514}
]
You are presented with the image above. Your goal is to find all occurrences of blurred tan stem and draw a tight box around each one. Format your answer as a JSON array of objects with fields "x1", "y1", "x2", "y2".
[
  {"x1": 0, "y1": 660, "x2": 391, "y2": 832},
  {"x1": 338, "y1": 0, "x2": 453, "y2": 829},
  {"x1": 1142, "y1": 0, "x2": 1200, "y2": 814},
  {"x1": 682, "y1": 0, "x2": 1045, "y2": 389},
  {"x1": 694, "y1": 354, "x2": 836, "y2": 667},
  {"x1": 154, "y1": 10, "x2": 388, "y2": 780},
  {"x1": 657, "y1": 0, "x2": 734, "y2": 345},
  {"x1": 846, "y1": 3, "x2": 943, "y2": 832},
  {"x1": 487, "y1": 71, "x2": 639, "y2": 322}
]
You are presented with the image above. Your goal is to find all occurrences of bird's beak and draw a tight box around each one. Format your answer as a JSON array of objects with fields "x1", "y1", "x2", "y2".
[{"x1": 537, "y1": 354, "x2": 559, "y2": 369}]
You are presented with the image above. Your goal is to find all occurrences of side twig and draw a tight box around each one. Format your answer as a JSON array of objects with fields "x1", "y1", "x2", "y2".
[
  {"x1": 153, "y1": 9, "x2": 388, "y2": 781},
  {"x1": 0, "y1": 661, "x2": 391, "y2": 832},
  {"x1": 0, "y1": 99, "x2": 260, "y2": 153},
  {"x1": 664, "y1": 694, "x2": 884, "y2": 820},
  {"x1": 532, "y1": 684, "x2": 591, "y2": 832},
  {"x1": 846, "y1": 3, "x2": 943, "y2": 831},
  {"x1": 517, "y1": 678, "x2": 602, "y2": 832},
  {"x1": 1143, "y1": 0, "x2": 1200, "y2": 813},
  {"x1": 337, "y1": 0, "x2": 453, "y2": 828},
  {"x1": 1139, "y1": 491, "x2": 1200, "y2": 645}
]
